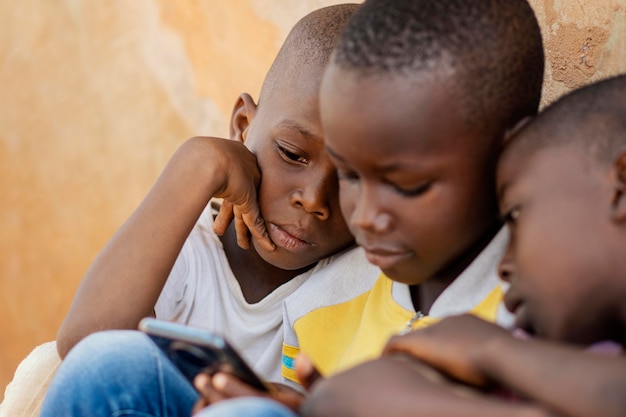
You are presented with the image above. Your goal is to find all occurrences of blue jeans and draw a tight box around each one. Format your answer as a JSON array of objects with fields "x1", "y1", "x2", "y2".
[
  {"x1": 40, "y1": 330, "x2": 298, "y2": 417},
  {"x1": 195, "y1": 398, "x2": 298, "y2": 417},
  {"x1": 40, "y1": 330, "x2": 199, "y2": 416}
]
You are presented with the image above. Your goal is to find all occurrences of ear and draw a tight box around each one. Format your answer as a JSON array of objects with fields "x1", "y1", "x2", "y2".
[
  {"x1": 229, "y1": 93, "x2": 257, "y2": 143},
  {"x1": 610, "y1": 151, "x2": 626, "y2": 222},
  {"x1": 502, "y1": 116, "x2": 533, "y2": 146}
]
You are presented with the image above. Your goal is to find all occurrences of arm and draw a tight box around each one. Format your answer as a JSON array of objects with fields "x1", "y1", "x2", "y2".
[
  {"x1": 57, "y1": 137, "x2": 273, "y2": 358},
  {"x1": 302, "y1": 355, "x2": 552, "y2": 417},
  {"x1": 385, "y1": 315, "x2": 626, "y2": 417},
  {"x1": 477, "y1": 336, "x2": 626, "y2": 417}
]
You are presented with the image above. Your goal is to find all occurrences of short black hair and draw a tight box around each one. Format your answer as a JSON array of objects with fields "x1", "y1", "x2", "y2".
[
  {"x1": 332, "y1": 0, "x2": 545, "y2": 139},
  {"x1": 505, "y1": 74, "x2": 626, "y2": 165},
  {"x1": 260, "y1": 3, "x2": 360, "y2": 103}
]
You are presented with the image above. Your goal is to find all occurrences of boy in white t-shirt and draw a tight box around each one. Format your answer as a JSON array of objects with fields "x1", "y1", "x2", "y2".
[{"x1": 37, "y1": 4, "x2": 379, "y2": 417}]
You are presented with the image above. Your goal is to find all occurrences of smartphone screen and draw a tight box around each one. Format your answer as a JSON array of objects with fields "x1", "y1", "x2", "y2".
[{"x1": 139, "y1": 318, "x2": 271, "y2": 392}]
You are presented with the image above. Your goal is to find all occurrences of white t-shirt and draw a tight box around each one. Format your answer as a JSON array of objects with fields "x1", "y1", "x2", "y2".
[{"x1": 155, "y1": 202, "x2": 378, "y2": 383}]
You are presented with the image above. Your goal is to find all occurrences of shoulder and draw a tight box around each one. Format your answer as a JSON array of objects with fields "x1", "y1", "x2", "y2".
[{"x1": 284, "y1": 246, "x2": 380, "y2": 317}]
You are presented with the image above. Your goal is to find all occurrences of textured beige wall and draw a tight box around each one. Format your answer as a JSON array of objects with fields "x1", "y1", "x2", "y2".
[
  {"x1": 0, "y1": 0, "x2": 624, "y2": 395},
  {"x1": 532, "y1": 0, "x2": 626, "y2": 106}
]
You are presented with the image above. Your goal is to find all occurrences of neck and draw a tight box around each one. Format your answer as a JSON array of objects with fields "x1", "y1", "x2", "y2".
[
  {"x1": 410, "y1": 220, "x2": 502, "y2": 314},
  {"x1": 220, "y1": 222, "x2": 314, "y2": 303}
]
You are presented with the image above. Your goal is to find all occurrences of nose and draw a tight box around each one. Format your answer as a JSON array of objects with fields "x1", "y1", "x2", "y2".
[
  {"x1": 498, "y1": 243, "x2": 516, "y2": 283},
  {"x1": 348, "y1": 183, "x2": 393, "y2": 234},
  {"x1": 291, "y1": 170, "x2": 333, "y2": 220}
]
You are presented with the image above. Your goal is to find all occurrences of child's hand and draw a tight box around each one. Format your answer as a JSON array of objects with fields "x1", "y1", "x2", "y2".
[
  {"x1": 213, "y1": 199, "x2": 274, "y2": 251},
  {"x1": 295, "y1": 353, "x2": 323, "y2": 391},
  {"x1": 192, "y1": 372, "x2": 304, "y2": 414},
  {"x1": 383, "y1": 314, "x2": 512, "y2": 387},
  {"x1": 206, "y1": 138, "x2": 274, "y2": 252},
  {"x1": 302, "y1": 355, "x2": 487, "y2": 417}
]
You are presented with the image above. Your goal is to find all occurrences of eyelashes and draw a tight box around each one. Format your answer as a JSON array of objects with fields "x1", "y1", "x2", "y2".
[
  {"x1": 276, "y1": 143, "x2": 308, "y2": 164},
  {"x1": 395, "y1": 182, "x2": 431, "y2": 197},
  {"x1": 336, "y1": 169, "x2": 432, "y2": 198}
]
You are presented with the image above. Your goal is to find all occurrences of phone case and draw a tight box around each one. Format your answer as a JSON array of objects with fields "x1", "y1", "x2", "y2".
[{"x1": 138, "y1": 318, "x2": 271, "y2": 392}]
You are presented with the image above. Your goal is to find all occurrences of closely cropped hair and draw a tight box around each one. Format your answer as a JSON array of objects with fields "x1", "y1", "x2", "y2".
[
  {"x1": 333, "y1": 0, "x2": 544, "y2": 138},
  {"x1": 260, "y1": 3, "x2": 359, "y2": 103},
  {"x1": 507, "y1": 74, "x2": 626, "y2": 164}
]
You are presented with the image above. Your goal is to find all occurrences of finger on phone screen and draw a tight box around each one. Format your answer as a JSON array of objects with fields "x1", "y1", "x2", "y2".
[
  {"x1": 194, "y1": 373, "x2": 227, "y2": 405},
  {"x1": 211, "y1": 372, "x2": 262, "y2": 397}
]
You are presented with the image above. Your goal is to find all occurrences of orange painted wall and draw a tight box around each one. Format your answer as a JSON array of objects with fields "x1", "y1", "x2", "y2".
[{"x1": 1, "y1": 0, "x2": 625, "y2": 396}]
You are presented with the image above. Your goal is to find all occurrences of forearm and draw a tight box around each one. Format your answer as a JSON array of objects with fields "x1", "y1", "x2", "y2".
[
  {"x1": 302, "y1": 355, "x2": 554, "y2": 417},
  {"x1": 305, "y1": 395, "x2": 550, "y2": 417},
  {"x1": 57, "y1": 137, "x2": 227, "y2": 357},
  {"x1": 479, "y1": 337, "x2": 626, "y2": 417}
]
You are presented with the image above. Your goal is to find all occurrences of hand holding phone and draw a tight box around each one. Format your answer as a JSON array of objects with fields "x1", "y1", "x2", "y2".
[{"x1": 139, "y1": 318, "x2": 272, "y2": 392}]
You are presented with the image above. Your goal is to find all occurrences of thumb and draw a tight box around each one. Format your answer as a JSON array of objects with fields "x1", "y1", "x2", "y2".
[{"x1": 295, "y1": 354, "x2": 322, "y2": 391}]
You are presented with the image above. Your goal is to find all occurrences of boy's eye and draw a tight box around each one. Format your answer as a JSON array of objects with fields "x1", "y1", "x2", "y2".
[
  {"x1": 277, "y1": 144, "x2": 308, "y2": 164},
  {"x1": 502, "y1": 206, "x2": 520, "y2": 224},
  {"x1": 394, "y1": 182, "x2": 431, "y2": 197}
]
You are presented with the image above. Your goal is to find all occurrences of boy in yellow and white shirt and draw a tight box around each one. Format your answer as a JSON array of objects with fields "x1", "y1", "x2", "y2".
[
  {"x1": 279, "y1": 0, "x2": 543, "y2": 391},
  {"x1": 282, "y1": 228, "x2": 512, "y2": 382}
]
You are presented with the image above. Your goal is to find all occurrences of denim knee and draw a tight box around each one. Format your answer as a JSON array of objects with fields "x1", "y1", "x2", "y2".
[
  {"x1": 40, "y1": 330, "x2": 198, "y2": 417},
  {"x1": 196, "y1": 398, "x2": 298, "y2": 417}
]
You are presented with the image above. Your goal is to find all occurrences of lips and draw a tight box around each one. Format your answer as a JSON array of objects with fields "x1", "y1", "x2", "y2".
[
  {"x1": 503, "y1": 289, "x2": 522, "y2": 314},
  {"x1": 267, "y1": 223, "x2": 316, "y2": 253},
  {"x1": 504, "y1": 289, "x2": 535, "y2": 335},
  {"x1": 360, "y1": 245, "x2": 412, "y2": 270}
]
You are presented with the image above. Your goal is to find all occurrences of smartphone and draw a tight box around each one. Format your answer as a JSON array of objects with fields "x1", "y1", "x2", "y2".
[{"x1": 138, "y1": 318, "x2": 272, "y2": 392}]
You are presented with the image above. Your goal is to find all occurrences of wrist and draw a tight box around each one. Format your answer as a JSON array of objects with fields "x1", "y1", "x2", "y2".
[
  {"x1": 177, "y1": 137, "x2": 228, "y2": 193},
  {"x1": 473, "y1": 332, "x2": 517, "y2": 382}
]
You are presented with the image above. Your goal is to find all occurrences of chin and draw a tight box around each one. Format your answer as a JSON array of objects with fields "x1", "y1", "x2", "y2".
[{"x1": 381, "y1": 264, "x2": 428, "y2": 286}]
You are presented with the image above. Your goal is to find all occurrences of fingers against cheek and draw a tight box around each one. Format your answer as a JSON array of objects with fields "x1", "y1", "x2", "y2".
[
  {"x1": 225, "y1": 198, "x2": 275, "y2": 251},
  {"x1": 233, "y1": 210, "x2": 251, "y2": 249},
  {"x1": 234, "y1": 203, "x2": 275, "y2": 252},
  {"x1": 244, "y1": 211, "x2": 275, "y2": 252},
  {"x1": 213, "y1": 201, "x2": 235, "y2": 236}
]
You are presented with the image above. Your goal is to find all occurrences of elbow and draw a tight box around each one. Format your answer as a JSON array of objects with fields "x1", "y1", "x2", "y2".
[
  {"x1": 55, "y1": 330, "x2": 72, "y2": 359},
  {"x1": 55, "y1": 321, "x2": 81, "y2": 359}
]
